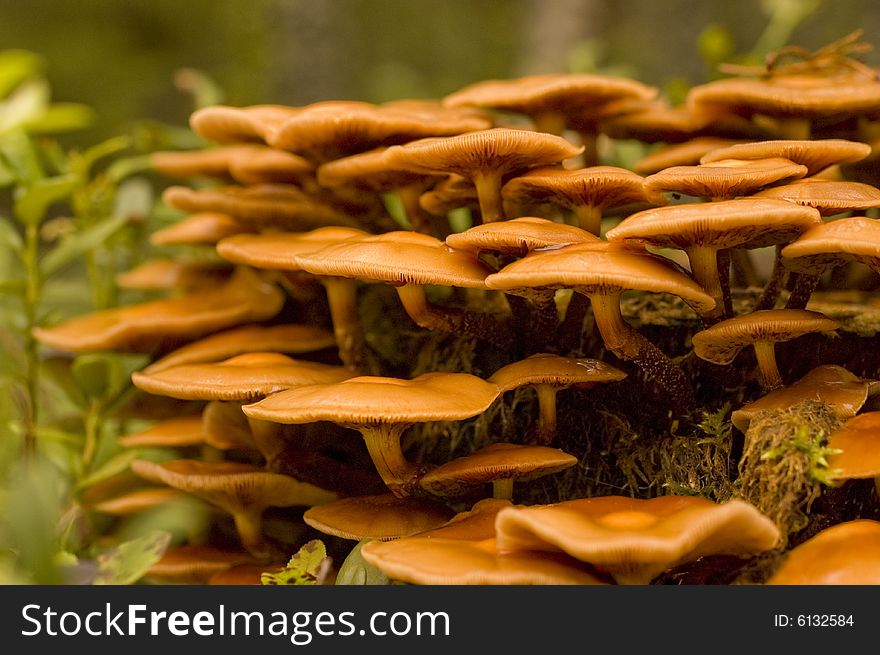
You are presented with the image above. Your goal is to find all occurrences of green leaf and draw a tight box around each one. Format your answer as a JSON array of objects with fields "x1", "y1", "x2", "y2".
[
  {"x1": 335, "y1": 540, "x2": 391, "y2": 585},
  {"x1": 0, "y1": 79, "x2": 49, "y2": 134},
  {"x1": 40, "y1": 356, "x2": 86, "y2": 409},
  {"x1": 13, "y1": 174, "x2": 78, "y2": 226},
  {"x1": 93, "y1": 531, "x2": 171, "y2": 585},
  {"x1": 0, "y1": 50, "x2": 44, "y2": 99},
  {"x1": 71, "y1": 354, "x2": 113, "y2": 400},
  {"x1": 74, "y1": 135, "x2": 132, "y2": 178},
  {"x1": 25, "y1": 103, "x2": 96, "y2": 135},
  {"x1": 0, "y1": 157, "x2": 15, "y2": 187},
  {"x1": 0, "y1": 129, "x2": 44, "y2": 184},
  {"x1": 697, "y1": 24, "x2": 735, "y2": 68},
  {"x1": 105, "y1": 154, "x2": 153, "y2": 184},
  {"x1": 261, "y1": 539, "x2": 329, "y2": 585},
  {"x1": 75, "y1": 450, "x2": 137, "y2": 493},
  {"x1": 40, "y1": 213, "x2": 128, "y2": 277}
]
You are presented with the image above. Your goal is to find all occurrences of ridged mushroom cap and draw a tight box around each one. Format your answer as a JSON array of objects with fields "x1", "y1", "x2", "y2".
[
  {"x1": 418, "y1": 443, "x2": 577, "y2": 497},
  {"x1": 294, "y1": 231, "x2": 492, "y2": 288},
  {"x1": 445, "y1": 217, "x2": 598, "y2": 257},
  {"x1": 606, "y1": 198, "x2": 821, "y2": 250},
  {"x1": 488, "y1": 353, "x2": 626, "y2": 392},
  {"x1": 494, "y1": 495, "x2": 780, "y2": 584},
  {"x1": 242, "y1": 372, "x2": 501, "y2": 425},
  {"x1": 633, "y1": 138, "x2": 746, "y2": 175},
  {"x1": 782, "y1": 217, "x2": 880, "y2": 274},
  {"x1": 32, "y1": 268, "x2": 284, "y2": 353},
  {"x1": 731, "y1": 365, "x2": 880, "y2": 433},
  {"x1": 384, "y1": 128, "x2": 584, "y2": 179},
  {"x1": 766, "y1": 519, "x2": 880, "y2": 584},
  {"x1": 701, "y1": 139, "x2": 871, "y2": 176},
  {"x1": 692, "y1": 309, "x2": 840, "y2": 365},
  {"x1": 643, "y1": 158, "x2": 808, "y2": 198},
  {"x1": 484, "y1": 242, "x2": 716, "y2": 315},
  {"x1": 302, "y1": 493, "x2": 454, "y2": 541},
  {"x1": 132, "y1": 352, "x2": 354, "y2": 401},
  {"x1": 150, "y1": 212, "x2": 251, "y2": 247},
  {"x1": 753, "y1": 179, "x2": 880, "y2": 216}
]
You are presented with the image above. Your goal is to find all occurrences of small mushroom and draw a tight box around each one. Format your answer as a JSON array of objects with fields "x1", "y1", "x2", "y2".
[
  {"x1": 242, "y1": 372, "x2": 502, "y2": 496},
  {"x1": 131, "y1": 459, "x2": 338, "y2": 559},
  {"x1": 633, "y1": 138, "x2": 746, "y2": 176},
  {"x1": 487, "y1": 353, "x2": 626, "y2": 443},
  {"x1": 643, "y1": 158, "x2": 807, "y2": 201},
  {"x1": 418, "y1": 443, "x2": 577, "y2": 500},
  {"x1": 494, "y1": 495, "x2": 780, "y2": 584},
  {"x1": 752, "y1": 178, "x2": 880, "y2": 216},
  {"x1": 730, "y1": 365, "x2": 880, "y2": 433},
  {"x1": 302, "y1": 493, "x2": 454, "y2": 541},
  {"x1": 766, "y1": 519, "x2": 880, "y2": 584},
  {"x1": 190, "y1": 104, "x2": 300, "y2": 145},
  {"x1": 700, "y1": 138, "x2": 872, "y2": 176},
  {"x1": 88, "y1": 488, "x2": 190, "y2": 517},
  {"x1": 692, "y1": 309, "x2": 840, "y2": 391}
]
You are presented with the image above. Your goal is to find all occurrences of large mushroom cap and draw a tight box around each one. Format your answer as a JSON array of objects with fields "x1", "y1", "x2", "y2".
[
  {"x1": 692, "y1": 309, "x2": 840, "y2": 365},
  {"x1": 293, "y1": 230, "x2": 492, "y2": 288},
  {"x1": 753, "y1": 179, "x2": 880, "y2": 216},
  {"x1": 643, "y1": 158, "x2": 808, "y2": 199},
  {"x1": 418, "y1": 443, "x2": 577, "y2": 497},
  {"x1": 606, "y1": 198, "x2": 821, "y2": 250},
  {"x1": 360, "y1": 498, "x2": 608, "y2": 585},
  {"x1": 132, "y1": 352, "x2": 355, "y2": 401},
  {"x1": 32, "y1": 268, "x2": 284, "y2": 353},
  {"x1": 766, "y1": 519, "x2": 880, "y2": 584},
  {"x1": 700, "y1": 139, "x2": 871, "y2": 176},
  {"x1": 494, "y1": 495, "x2": 780, "y2": 584},
  {"x1": 150, "y1": 212, "x2": 251, "y2": 247},
  {"x1": 633, "y1": 138, "x2": 746, "y2": 175},
  {"x1": 302, "y1": 493, "x2": 454, "y2": 541},
  {"x1": 488, "y1": 353, "x2": 627, "y2": 392},
  {"x1": 143, "y1": 323, "x2": 337, "y2": 374},
  {"x1": 216, "y1": 227, "x2": 370, "y2": 270},
  {"x1": 826, "y1": 412, "x2": 880, "y2": 481},
  {"x1": 242, "y1": 372, "x2": 502, "y2": 425},
  {"x1": 444, "y1": 217, "x2": 598, "y2": 257},
  {"x1": 782, "y1": 217, "x2": 880, "y2": 274},
  {"x1": 731, "y1": 365, "x2": 880, "y2": 432},
  {"x1": 485, "y1": 242, "x2": 716, "y2": 315}
]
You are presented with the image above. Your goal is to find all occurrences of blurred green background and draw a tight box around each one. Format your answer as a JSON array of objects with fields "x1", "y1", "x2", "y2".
[{"x1": 2, "y1": 0, "x2": 879, "y2": 142}]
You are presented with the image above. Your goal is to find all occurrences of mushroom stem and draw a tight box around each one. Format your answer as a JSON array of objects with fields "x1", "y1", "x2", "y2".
[
  {"x1": 574, "y1": 204, "x2": 603, "y2": 236},
  {"x1": 534, "y1": 383, "x2": 558, "y2": 445},
  {"x1": 231, "y1": 510, "x2": 270, "y2": 560},
  {"x1": 753, "y1": 340, "x2": 783, "y2": 391},
  {"x1": 589, "y1": 291, "x2": 695, "y2": 410},
  {"x1": 395, "y1": 283, "x2": 515, "y2": 350},
  {"x1": 785, "y1": 273, "x2": 820, "y2": 309},
  {"x1": 321, "y1": 276, "x2": 367, "y2": 372},
  {"x1": 492, "y1": 478, "x2": 514, "y2": 500},
  {"x1": 778, "y1": 117, "x2": 812, "y2": 140},
  {"x1": 245, "y1": 415, "x2": 286, "y2": 463},
  {"x1": 358, "y1": 423, "x2": 422, "y2": 497},
  {"x1": 473, "y1": 170, "x2": 505, "y2": 223},
  {"x1": 576, "y1": 131, "x2": 599, "y2": 168},
  {"x1": 532, "y1": 111, "x2": 568, "y2": 136},
  {"x1": 756, "y1": 246, "x2": 787, "y2": 311},
  {"x1": 399, "y1": 184, "x2": 441, "y2": 237},
  {"x1": 687, "y1": 245, "x2": 727, "y2": 320}
]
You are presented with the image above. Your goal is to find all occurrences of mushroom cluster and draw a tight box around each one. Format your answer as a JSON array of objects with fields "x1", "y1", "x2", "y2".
[{"x1": 33, "y1": 32, "x2": 880, "y2": 584}]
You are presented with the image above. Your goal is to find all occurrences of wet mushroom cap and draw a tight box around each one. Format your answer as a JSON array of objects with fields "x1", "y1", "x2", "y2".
[
  {"x1": 418, "y1": 443, "x2": 577, "y2": 497},
  {"x1": 150, "y1": 212, "x2": 251, "y2": 247},
  {"x1": 302, "y1": 493, "x2": 455, "y2": 541},
  {"x1": 216, "y1": 227, "x2": 370, "y2": 270},
  {"x1": 484, "y1": 242, "x2": 716, "y2": 316},
  {"x1": 32, "y1": 268, "x2": 284, "y2": 353},
  {"x1": 494, "y1": 495, "x2": 780, "y2": 584},
  {"x1": 606, "y1": 198, "x2": 821, "y2": 250},
  {"x1": 242, "y1": 372, "x2": 502, "y2": 425},
  {"x1": 643, "y1": 158, "x2": 808, "y2": 198},
  {"x1": 444, "y1": 217, "x2": 599, "y2": 257},
  {"x1": 826, "y1": 412, "x2": 880, "y2": 481},
  {"x1": 691, "y1": 309, "x2": 840, "y2": 365},
  {"x1": 700, "y1": 139, "x2": 872, "y2": 176},
  {"x1": 360, "y1": 497, "x2": 609, "y2": 585},
  {"x1": 782, "y1": 217, "x2": 880, "y2": 274},
  {"x1": 488, "y1": 353, "x2": 627, "y2": 392},
  {"x1": 143, "y1": 323, "x2": 337, "y2": 374},
  {"x1": 752, "y1": 179, "x2": 880, "y2": 216},
  {"x1": 132, "y1": 352, "x2": 355, "y2": 401},
  {"x1": 731, "y1": 365, "x2": 880, "y2": 432},
  {"x1": 117, "y1": 415, "x2": 206, "y2": 448},
  {"x1": 766, "y1": 519, "x2": 880, "y2": 585}
]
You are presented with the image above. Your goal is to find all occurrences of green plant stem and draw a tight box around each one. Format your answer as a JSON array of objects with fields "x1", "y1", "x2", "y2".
[
  {"x1": 21, "y1": 221, "x2": 42, "y2": 461},
  {"x1": 82, "y1": 400, "x2": 102, "y2": 471}
]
